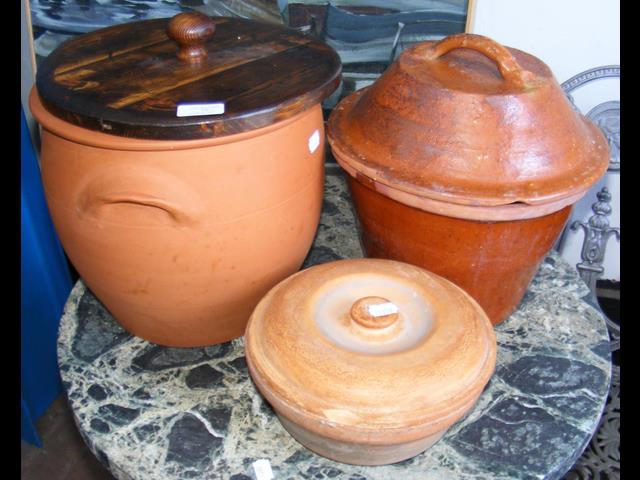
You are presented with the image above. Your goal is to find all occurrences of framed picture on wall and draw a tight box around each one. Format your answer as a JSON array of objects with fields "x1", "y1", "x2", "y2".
[{"x1": 282, "y1": 0, "x2": 472, "y2": 101}]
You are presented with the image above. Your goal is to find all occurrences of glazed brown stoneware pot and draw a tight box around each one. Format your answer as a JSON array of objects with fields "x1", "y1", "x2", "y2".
[
  {"x1": 327, "y1": 33, "x2": 609, "y2": 325},
  {"x1": 245, "y1": 258, "x2": 497, "y2": 465},
  {"x1": 29, "y1": 13, "x2": 341, "y2": 347}
]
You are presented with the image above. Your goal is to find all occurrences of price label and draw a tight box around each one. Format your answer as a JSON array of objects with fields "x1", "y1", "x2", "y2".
[
  {"x1": 252, "y1": 459, "x2": 274, "y2": 480},
  {"x1": 176, "y1": 102, "x2": 225, "y2": 117},
  {"x1": 308, "y1": 129, "x2": 321, "y2": 154},
  {"x1": 368, "y1": 302, "x2": 399, "y2": 317}
]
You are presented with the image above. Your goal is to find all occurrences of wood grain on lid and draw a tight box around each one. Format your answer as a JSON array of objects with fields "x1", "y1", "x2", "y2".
[{"x1": 35, "y1": 16, "x2": 341, "y2": 140}]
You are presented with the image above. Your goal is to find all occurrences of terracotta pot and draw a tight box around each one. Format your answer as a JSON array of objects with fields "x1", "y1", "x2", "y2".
[
  {"x1": 348, "y1": 177, "x2": 572, "y2": 323},
  {"x1": 30, "y1": 13, "x2": 341, "y2": 346},
  {"x1": 327, "y1": 34, "x2": 609, "y2": 324},
  {"x1": 245, "y1": 259, "x2": 497, "y2": 465}
]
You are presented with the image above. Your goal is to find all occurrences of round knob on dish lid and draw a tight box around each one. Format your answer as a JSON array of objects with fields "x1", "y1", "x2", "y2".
[
  {"x1": 350, "y1": 296, "x2": 399, "y2": 329},
  {"x1": 167, "y1": 12, "x2": 216, "y2": 63}
]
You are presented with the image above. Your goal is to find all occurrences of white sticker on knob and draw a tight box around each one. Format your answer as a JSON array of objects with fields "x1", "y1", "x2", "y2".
[
  {"x1": 308, "y1": 129, "x2": 321, "y2": 154},
  {"x1": 252, "y1": 459, "x2": 274, "y2": 480},
  {"x1": 176, "y1": 102, "x2": 225, "y2": 117},
  {"x1": 368, "y1": 302, "x2": 399, "y2": 317}
]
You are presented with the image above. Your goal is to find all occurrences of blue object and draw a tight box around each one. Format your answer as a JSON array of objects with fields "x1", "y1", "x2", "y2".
[{"x1": 21, "y1": 106, "x2": 73, "y2": 447}]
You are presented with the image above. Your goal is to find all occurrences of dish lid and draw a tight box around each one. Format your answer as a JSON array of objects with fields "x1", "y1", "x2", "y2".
[
  {"x1": 35, "y1": 12, "x2": 341, "y2": 140},
  {"x1": 327, "y1": 34, "x2": 609, "y2": 210},
  {"x1": 244, "y1": 259, "x2": 496, "y2": 443}
]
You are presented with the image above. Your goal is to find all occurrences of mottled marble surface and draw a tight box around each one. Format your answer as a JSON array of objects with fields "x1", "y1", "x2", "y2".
[{"x1": 57, "y1": 166, "x2": 611, "y2": 480}]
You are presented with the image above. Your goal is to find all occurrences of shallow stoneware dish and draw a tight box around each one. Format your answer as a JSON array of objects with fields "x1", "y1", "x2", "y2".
[
  {"x1": 245, "y1": 258, "x2": 497, "y2": 465},
  {"x1": 327, "y1": 33, "x2": 609, "y2": 325},
  {"x1": 29, "y1": 12, "x2": 341, "y2": 347}
]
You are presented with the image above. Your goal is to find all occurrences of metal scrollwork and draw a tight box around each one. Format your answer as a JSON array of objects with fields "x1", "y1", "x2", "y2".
[
  {"x1": 570, "y1": 187, "x2": 620, "y2": 351},
  {"x1": 561, "y1": 177, "x2": 620, "y2": 479},
  {"x1": 570, "y1": 188, "x2": 621, "y2": 294},
  {"x1": 563, "y1": 382, "x2": 620, "y2": 480},
  {"x1": 564, "y1": 186, "x2": 620, "y2": 479},
  {"x1": 561, "y1": 66, "x2": 620, "y2": 172},
  {"x1": 588, "y1": 101, "x2": 620, "y2": 172}
]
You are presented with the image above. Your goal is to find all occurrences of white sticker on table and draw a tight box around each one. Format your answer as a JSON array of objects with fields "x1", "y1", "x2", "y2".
[
  {"x1": 368, "y1": 302, "x2": 399, "y2": 317},
  {"x1": 252, "y1": 459, "x2": 274, "y2": 480},
  {"x1": 176, "y1": 102, "x2": 225, "y2": 117},
  {"x1": 308, "y1": 129, "x2": 321, "y2": 154}
]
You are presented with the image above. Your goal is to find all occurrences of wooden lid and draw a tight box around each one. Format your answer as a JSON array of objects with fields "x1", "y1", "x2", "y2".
[
  {"x1": 244, "y1": 259, "x2": 496, "y2": 445},
  {"x1": 35, "y1": 13, "x2": 341, "y2": 140},
  {"x1": 327, "y1": 34, "x2": 608, "y2": 212}
]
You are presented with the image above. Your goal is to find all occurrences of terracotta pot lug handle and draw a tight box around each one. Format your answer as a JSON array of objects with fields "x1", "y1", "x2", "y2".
[
  {"x1": 167, "y1": 12, "x2": 216, "y2": 63},
  {"x1": 421, "y1": 33, "x2": 534, "y2": 88},
  {"x1": 80, "y1": 193, "x2": 195, "y2": 225}
]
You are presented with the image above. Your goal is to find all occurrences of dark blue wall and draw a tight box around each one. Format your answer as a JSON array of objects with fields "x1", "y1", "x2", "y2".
[{"x1": 21, "y1": 106, "x2": 73, "y2": 446}]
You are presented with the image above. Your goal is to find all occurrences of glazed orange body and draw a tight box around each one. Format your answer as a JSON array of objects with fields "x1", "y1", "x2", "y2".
[
  {"x1": 31, "y1": 90, "x2": 325, "y2": 347},
  {"x1": 328, "y1": 34, "x2": 609, "y2": 325},
  {"x1": 348, "y1": 178, "x2": 572, "y2": 324}
]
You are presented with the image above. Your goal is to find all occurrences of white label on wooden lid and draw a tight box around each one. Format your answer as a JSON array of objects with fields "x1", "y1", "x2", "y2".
[
  {"x1": 368, "y1": 302, "x2": 399, "y2": 317},
  {"x1": 308, "y1": 129, "x2": 321, "y2": 154},
  {"x1": 252, "y1": 459, "x2": 274, "y2": 480},
  {"x1": 176, "y1": 102, "x2": 225, "y2": 117}
]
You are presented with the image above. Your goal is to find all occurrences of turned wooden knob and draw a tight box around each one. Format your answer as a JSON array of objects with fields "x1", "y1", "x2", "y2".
[
  {"x1": 167, "y1": 12, "x2": 216, "y2": 63},
  {"x1": 350, "y1": 296, "x2": 399, "y2": 329}
]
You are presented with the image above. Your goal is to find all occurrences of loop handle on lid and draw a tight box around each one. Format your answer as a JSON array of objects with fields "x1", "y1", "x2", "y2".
[
  {"x1": 420, "y1": 33, "x2": 534, "y2": 89},
  {"x1": 167, "y1": 12, "x2": 216, "y2": 63}
]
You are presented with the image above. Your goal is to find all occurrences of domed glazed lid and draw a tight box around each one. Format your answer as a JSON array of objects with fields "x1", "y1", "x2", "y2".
[
  {"x1": 327, "y1": 34, "x2": 609, "y2": 220},
  {"x1": 244, "y1": 259, "x2": 496, "y2": 445},
  {"x1": 34, "y1": 12, "x2": 341, "y2": 140}
]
